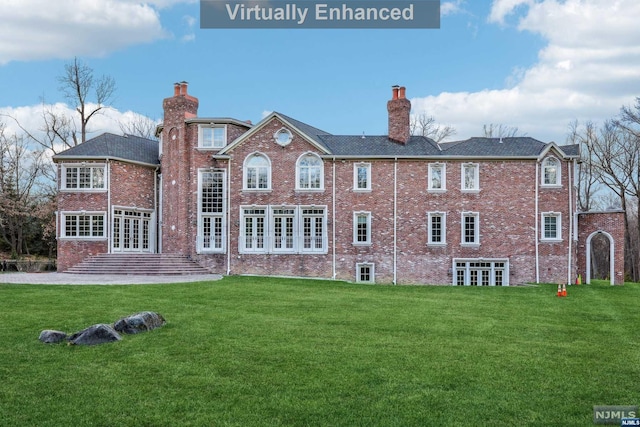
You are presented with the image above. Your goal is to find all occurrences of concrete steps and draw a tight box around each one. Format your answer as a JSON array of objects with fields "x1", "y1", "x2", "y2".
[{"x1": 65, "y1": 253, "x2": 210, "y2": 275}]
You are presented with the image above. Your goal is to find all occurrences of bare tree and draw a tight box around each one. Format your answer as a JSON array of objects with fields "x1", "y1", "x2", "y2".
[
  {"x1": 581, "y1": 118, "x2": 640, "y2": 281},
  {"x1": 410, "y1": 113, "x2": 456, "y2": 143},
  {"x1": 482, "y1": 123, "x2": 525, "y2": 138},
  {"x1": 567, "y1": 120, "x2": 601, "y2": 211},
  {"x1": 3, "y1": 57, "x2": 117, "y2": 155},
  {"x1": 119, "y1": 114, "x2": 160, "y2": 140},
  {"x1": 59, "y1": 57, "x2": 116, "y2": 145},
  {"x1": 0, "y1": 123, "x2": 53, "y2": 257}
]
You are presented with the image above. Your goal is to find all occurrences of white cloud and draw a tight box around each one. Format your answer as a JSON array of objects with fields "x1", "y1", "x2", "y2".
[
  {"x1": 0, "y1": 0, "x2": 181, "y2": 65},
  {"x1": 0, "y1": 103, "x2": 157, "y2": 147},
  {"x1": 441, "y1": 0, "x2": 467, "y2": 16},
  {"x1": 412, "y1": 0, "x2": 640, "y2": 143}
]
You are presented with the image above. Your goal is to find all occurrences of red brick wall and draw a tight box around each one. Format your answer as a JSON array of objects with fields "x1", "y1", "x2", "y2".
[
  {"x1": 577, "y1": 211, "x2": 625, "y2": 284},
  {"x1": 56, "y1": 160, "x2": 157, "y2": 271}
]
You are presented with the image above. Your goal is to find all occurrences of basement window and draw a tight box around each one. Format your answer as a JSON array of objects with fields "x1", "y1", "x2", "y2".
[{"x1": 356, "y1": 263, "x2": 375, "y2": 283}]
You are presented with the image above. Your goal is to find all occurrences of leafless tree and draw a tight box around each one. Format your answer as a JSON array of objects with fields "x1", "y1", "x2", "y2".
[
  {"x1": 410, "y1": 113, "x2": 456, "y2": 143},
  {"x1": 580, "y1": 116, "x2": 640, "y2": 281},
  {"x1": 482, "y1": 123, "x2": 525, "y2": 138},
  {"x1": 4, "y1": 58, "x2": 117, "y2": 155},
  {"x1": 119, "y1": 114, "x2": 160, "y2": 140},
  {"x1": 59, "y1": 57, "x2": 116, "y2": 145},
  {"x1": 0, "y1": 123, "x2": 54, "y2": 256},
  {"x1": 567, "y1": 120, "x2": 601, "y2": 211}
]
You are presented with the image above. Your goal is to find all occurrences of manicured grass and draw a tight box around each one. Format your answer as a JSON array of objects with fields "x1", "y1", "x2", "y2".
[{"x1": 1, "y1": 277, "x2": 639, "y2": 426}]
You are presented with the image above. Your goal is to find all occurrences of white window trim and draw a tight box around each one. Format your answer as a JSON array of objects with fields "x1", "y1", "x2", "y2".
[
  {"x1": 427, "y1": 212, "x2": 447, "y2": 246},
  {"x1": 356, "y1": 262, "x2": 375, "y2": 283},
  {"x1": 428, "y1": 163, "x2": 446, "y2": 192},
  {"x1": 295, "y1": 152, "x2": 325, "y2": 191},
  {"x1": 198, "y1": 124, "x2": 227, "y2": 149},
  {"x1": 238, "y1": 205, "x2": 328, "y2": 254},
  {"x1": 197, "y1": 169, "x2": 226, "y2": 254},
  {"x1": 461, "y1": 163, "x2": 480, "y2": 193},
  {"x1": 461, "y1": 212, "x2": 480, "y2": 246},
  {"x1": 243, "y1": 152, "x2": 272, "y2": 191},
  {"x1": 541, "y1": 156, "x2": 562, "y2": 187},
  {"x1": 353, "y1": 162, "x2": 372, "y2": 192},
  {"x1": 270, "y1": 206, "x2": 297, "y2": 254},
  {"x1": 60, "y1": 211, "x2": 107, "y2": 240},
  {"x1": 541, "y1": 212, "x2": 562, "y2": 241},
  {"x1": 353, "y1": 211, "x2": 372, "y2": 246},
  {"x1": 60, "y1": 163, "x2": 107, "y2": 192},
  {"x1": 300, "y1": 206, "x2": 328, "y2": 253},
  {"x1": 453, "y1": 258, "x2": 510, "y2": 286}
]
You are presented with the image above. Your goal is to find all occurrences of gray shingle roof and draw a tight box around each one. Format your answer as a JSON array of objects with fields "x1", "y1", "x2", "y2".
[
  {"x1": 318, "y1": 135, "x2": 442, "y2": 156},
  {"x1": 53, "y1": 133, "x2": 160, "y2": 165},
  {"x1": 440, "y1": 137, "x2": 579, "y2": 158}
]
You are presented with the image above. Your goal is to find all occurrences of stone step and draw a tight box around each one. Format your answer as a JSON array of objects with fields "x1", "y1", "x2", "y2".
[{"x1": 65, "y1": 254, "x2": 210, "y2": 275}]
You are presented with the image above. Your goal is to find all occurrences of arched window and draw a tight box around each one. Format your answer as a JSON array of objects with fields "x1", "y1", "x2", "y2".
[
  {"x1": 244, "y1": 153, "x2": 271, "y2": 190},
  {"x1": 296, "y1": 153, "x2": 324, "y2": 190},
  {"x1": 542, "y1": 157, "x2": 561, "y2": 186}
]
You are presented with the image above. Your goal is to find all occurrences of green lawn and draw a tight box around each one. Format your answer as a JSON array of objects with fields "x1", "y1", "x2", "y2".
[{"x1": 1, "y1": 277, "x2": 638, "y2": 426}]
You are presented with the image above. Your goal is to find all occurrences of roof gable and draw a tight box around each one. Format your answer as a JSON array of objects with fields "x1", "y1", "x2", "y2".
[{"x1": 219, "y1": 112, "x2": 331, "y2": 155}]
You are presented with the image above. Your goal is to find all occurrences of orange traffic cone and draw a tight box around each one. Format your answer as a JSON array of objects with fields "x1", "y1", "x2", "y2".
[
  {"x1": 557, "y1": 284, "x2": 562, "y2": 297},
  {"x1": 562, "y1": 284, "x2": 567, "y2": 297}
]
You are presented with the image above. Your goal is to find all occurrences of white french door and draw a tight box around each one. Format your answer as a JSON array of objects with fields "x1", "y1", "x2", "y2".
[{"x1": 112, "y1": 209, "x2": 154, "y2": 253}]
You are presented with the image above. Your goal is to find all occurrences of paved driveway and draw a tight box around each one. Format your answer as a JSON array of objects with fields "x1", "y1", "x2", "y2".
[{"x1": 0, "y1": 273, "x2": 222, "y2": 285}]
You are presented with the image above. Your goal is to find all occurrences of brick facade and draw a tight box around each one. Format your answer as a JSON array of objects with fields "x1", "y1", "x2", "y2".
[
  {"x1": 53, "y1": 83, "x2": 626, "y2": 285},
  {"x1": 577, "y1": 211, "x2": 626, "y2": 284}
]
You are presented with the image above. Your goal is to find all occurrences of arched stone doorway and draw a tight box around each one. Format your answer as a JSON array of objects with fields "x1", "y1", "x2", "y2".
[{"x1": 585, "y1": 231, "x2": 614, "y2": 286}]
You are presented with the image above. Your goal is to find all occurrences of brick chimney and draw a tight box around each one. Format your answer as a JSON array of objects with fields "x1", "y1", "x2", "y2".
[
  {"x1": 387, "y1": 85, "x2": 411, "y2": 144},
  {"x1": 163, "y1": 81, "x2": 199, "y2": 121}
]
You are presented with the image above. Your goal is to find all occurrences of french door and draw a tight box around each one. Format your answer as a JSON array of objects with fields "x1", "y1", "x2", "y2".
[{"x1": 112, "y1": 209, "x2": 154, "y2": 252}]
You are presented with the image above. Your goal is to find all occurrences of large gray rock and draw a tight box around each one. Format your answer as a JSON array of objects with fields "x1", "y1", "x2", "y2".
[
  {"x1": 113, "y1": 311, "x2": 166, "y2": 334},
  {"x1": 39, "y1": 330, "x2": 67, "y2": 344},
  {"x1": 68, "y1": 324, "x2": 122, "y2": 345}
]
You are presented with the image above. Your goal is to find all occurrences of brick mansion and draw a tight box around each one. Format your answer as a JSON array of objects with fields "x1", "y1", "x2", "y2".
[{"x1": 53, "y1": 83, "x2": 625, "y2": 285}]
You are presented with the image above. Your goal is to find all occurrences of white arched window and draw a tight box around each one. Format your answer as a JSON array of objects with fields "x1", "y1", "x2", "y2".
[
  {"x1": 296, "y1": 153, "x2": 324, "y2": 190},
  {"x1": 244, "y1": 153, "x2": 271, "y2": 190},
  {"x1": 542, "y1": 157, "x2": 561, "y2": 186}
]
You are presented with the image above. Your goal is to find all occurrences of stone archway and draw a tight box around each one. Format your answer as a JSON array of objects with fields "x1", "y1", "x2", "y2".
[{"x1": 586, "y1": 231, "x2": 614, "y2": 286}]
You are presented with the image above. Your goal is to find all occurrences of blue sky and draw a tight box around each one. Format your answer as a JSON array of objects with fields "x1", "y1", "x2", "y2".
[{"x1": 1, "y1": 0, "x2": 639, "y2": 144}]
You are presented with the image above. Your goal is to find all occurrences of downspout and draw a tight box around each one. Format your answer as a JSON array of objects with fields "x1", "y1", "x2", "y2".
[
  {"x1": 227, "y1": 158, "x2": 232, "y2": 275},
  {"x1": 158, "y1": 173, "x2": 163, "y2": 253},
  {"x1": 154, "y1": 166, "x2": 159, "y2": 254},
  {"x1": 535, "y1": 160, "x2": 540, "y2": 283},
  {"x1": 393, "y1": 158, "x2": 398, "y2": 285},
  {"x1": 567, "y1": 159, "x2": 573, "y2": 285},
  {"x1": 332, "y1": 158, "x2": 337, "y2": 279},
  {"x1": 107, "y1": 160, "x2": 112, "y2": 254}
]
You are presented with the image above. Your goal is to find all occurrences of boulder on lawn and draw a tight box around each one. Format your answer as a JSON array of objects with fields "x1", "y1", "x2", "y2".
[
  {"x1": 113, "y1": 311, "x2": 166, "y2": 334},
  {"x1": 68, "y1": 324, "x2": 122, "y2": 345},
  {"x1": 39, "y1": 330, "x2": 67, "y2": 344}
]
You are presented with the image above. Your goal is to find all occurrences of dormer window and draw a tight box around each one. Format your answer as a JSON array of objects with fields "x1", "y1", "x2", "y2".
[{"x1": 199, "y1": 125, "x2": 226, "y2": 149}]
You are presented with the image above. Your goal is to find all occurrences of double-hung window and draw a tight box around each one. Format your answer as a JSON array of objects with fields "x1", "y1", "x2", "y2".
[
  {"x1": 244, "y1": 153, "x2": 271, "y2": 190},
  {"x1": 353, "y1": 212, "x2": 372, "y2": 245},
  {"x1": 199, "y1": 125, "x2": 226, "y2": 149},
  {"x1": 62, "y1": 165, "x2": 106, "y2": 190},
  {"x1": 541, "y1": 212, "x2": 562, "y2": 241},
  {"x1": 461, "y1": 212, "x2": 480, "y2": 245},
  {"x1": 428, "y1": 163, "x2": 446, "y2": 191},
  {"x1": 461, "y1": 163, "x2": 479, "y2": 192},
  {"x1": 427, "y1": 212, "x2": 446, "y2": 245},
  {"x1": 354, "y1": 163, "x2": 371, "y2": 191}
]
